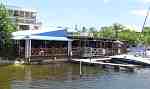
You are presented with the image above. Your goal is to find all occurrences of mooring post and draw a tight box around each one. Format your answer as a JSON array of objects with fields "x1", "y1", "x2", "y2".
[
  {"x1": 80, "y1": 59, "x2": 82, "y2": 76},
  {"x1": 114, "y1": 66, "x2": 120, "y2": 71}
]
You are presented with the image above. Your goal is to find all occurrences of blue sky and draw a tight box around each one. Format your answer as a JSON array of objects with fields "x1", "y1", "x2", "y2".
[{"x1": 4, "y1": 0, "x2": 150, "y2": 31}]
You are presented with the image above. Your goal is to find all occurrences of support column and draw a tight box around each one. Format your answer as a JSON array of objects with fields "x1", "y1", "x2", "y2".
[
  {"x1": 18, "y1": 40, "x2": 21, "y2": 56},
  {"x1": 68, "y1": 41, "x2": 72, "y2": 61},
  {"x1": 25, "y1": 39, "x2": 29, "y2": 59},
  {"x1": 29, "y1": 40, "x2": 31, "y2": 62},
  {"x1": 117, "y1": 43, "x2": 121, "y2": 55},
  {"x1": 25, "y1": 39, "x2": 31, "y2": 62}
]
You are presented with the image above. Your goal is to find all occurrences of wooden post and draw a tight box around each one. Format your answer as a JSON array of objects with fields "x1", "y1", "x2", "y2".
[
  {"x1": 114, "y1": 66, "x2": 120, "y2": 71},
  {"x1": 80, "y1": 59, "x2": 82, "y2": 75}
]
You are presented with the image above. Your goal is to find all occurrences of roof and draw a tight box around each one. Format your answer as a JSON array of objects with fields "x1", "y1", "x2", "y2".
[
  {"x1": 12, "y1": 27, "x2": 71, "y2": 41},
  {"x1": 35, "y1": 30, "x2": 67, "y2": 37},
  {"x1": 7, "y1": 5, "x2": 37, "y2": 12},
  {"x1": 12, "y1": 27, "x2": 64, "y2": 36},
  {"x1": 12, "y1": 35, "x2": 70, "y2": 41}
]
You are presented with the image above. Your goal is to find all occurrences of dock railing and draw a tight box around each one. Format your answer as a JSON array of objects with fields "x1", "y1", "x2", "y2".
[
  {"x1": 18, "y1": 47, "x2": 126, "y2": 58},
  {"x1": 72, "y1": 47, "x2": 120, "y2": 58},
  {"x1": 31, "y1": 48, "x2": 68, "y2": 57}
]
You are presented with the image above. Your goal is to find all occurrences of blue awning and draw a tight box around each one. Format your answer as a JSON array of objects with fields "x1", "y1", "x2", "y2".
[
  {"x1": 34, "y1": 30, "x2": 67, "y2": 37},
  {"x1": 12, "y1": 28, "x2": 71, "y2": 41}
]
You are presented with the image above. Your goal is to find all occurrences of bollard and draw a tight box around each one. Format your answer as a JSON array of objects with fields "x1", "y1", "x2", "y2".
[{"x1": 114, "y1": 66, "x2": 120, "y2": 71}]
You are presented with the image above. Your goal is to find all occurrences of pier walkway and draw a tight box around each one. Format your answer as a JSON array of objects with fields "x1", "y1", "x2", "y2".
[{"x1": 71, "y1": 58, "x2": 140, "y2": 70}]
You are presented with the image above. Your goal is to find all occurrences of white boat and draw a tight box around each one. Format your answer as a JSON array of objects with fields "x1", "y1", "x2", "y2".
[{"x1": 110, "y1": 54, "x2": 150, "y2": 66}]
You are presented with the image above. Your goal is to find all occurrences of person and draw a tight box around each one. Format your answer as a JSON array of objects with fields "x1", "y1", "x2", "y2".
[{"x1": 39, "y1": 48, "x2": 44, "y2": 56}]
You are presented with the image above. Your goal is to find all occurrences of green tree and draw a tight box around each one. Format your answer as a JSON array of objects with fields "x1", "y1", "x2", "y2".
[
  {"x1": 88, "y1": 27, "x2": 99, "y2": 37},
  {"x1": 99, "y1": 26, "x2": 114, "y2": 38},
  {"x1": 89, "y1": 27, "x2": 96, "y2": 33},
  {"x1": 0, "y1": 3, "x2": 16, "y2": 59},
  {"x1": 112, "y1": 23, "x2": 124, "y2": 39},
  {"x1": 141, "y1": 27, "x2": 150, "y2": 45},
  {"x1": 82, "y1": 26, "x2": 87, "y2": 32},
  {"x1": 118, "y1": 29, "x2": 139, "y2": 44},
  {"x1": 99, "y1": 23, "x2": 139, "y2": 45}
]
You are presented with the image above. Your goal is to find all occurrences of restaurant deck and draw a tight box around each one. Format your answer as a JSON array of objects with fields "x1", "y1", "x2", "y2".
[{"x1": 13, "y1": 29, "x2": 128, "y2": 61}]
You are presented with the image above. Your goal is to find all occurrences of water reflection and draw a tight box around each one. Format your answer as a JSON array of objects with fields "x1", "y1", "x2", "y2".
[
  {"x1": 0, "y1": 63, "x2": 150, "y2": 89},
  {"x1": 0, "y1": 63, "x2": 104, "y2": 89}
]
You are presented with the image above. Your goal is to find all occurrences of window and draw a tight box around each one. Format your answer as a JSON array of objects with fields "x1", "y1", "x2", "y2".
[
  {"x1": 20, "y1": 11, "x2": 24, "y2": 17},
  {"x1": 19, "y1": 25, "x2": 30, "y2": 30},
  {"x1": 14, "y1": 10, "x2": 19, "y2": 16},
  {"x1": 25, "y1": 12, "x2": 30, "y2": 17}
]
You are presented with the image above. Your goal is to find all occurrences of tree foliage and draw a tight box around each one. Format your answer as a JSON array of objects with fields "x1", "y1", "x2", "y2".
[
  {"x1": 100, "y1": 26, "x2": 114, "y2": 38},
  {"x1": 74, "y1": 23, "x2": 150, "y2": 45},
  {"x1": 118, "y1": 29, "x2": 139, "y2": 44},
  {"x1": 141, "y1": 26, "x2": 150, "y2": 45},
  {"x1": 112, "y1": 23, "x2": 125, "y2": 39},
  {"x1": 0, "y1": 3, "x2": 16, "y2": 59}
]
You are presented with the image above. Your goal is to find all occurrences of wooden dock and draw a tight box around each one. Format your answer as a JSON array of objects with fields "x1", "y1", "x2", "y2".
[{"x1": 71, "y1": 58, "x2": 140, "y2": 71}]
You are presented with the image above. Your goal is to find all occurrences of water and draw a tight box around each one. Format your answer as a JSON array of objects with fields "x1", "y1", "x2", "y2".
[{"x1": 0, "y1": 63, "x2": 150, "y2": 89}]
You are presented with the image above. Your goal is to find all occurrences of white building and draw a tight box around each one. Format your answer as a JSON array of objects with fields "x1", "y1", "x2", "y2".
[{"x1": 7, "y1": 6, "x2": 41, "y2": 31}]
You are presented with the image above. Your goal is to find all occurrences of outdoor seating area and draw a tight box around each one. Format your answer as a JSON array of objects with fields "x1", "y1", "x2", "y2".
[
  {"x1": 18, "y1": 40, "x2": 126, "y2": 59},
  {"x1": 70, "y1": 37, "x2": 127, "y2": 58},
  {"x1": 31, "y1": 48, "x2": 68, "y2": 57},
  {"x1": 12, "y1": 28, "x2": 127, "y2": 61}
]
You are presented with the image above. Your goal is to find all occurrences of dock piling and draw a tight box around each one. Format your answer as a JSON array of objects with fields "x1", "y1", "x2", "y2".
[
  {"x1": 80, "y1": 59, "x2": 82, "y2": 75},
  {"x1": 114, "y1": 66, "x2": 120, "y2": 70}
]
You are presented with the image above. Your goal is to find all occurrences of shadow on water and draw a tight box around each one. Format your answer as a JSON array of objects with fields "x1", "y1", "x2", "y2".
[{"x1": 0, "y1": 62, "x2": 149, "y2": 89}]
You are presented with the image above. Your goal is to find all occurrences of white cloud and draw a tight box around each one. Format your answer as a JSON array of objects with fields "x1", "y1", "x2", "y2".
[
  {"x1": 138, "y1": 0, "x2": 150, "y2": 3},
  {"x1": 130, "y1": 9, "x2": 148, "y2": 17},
  {"x1": 103, "y1": 0, "x2": 110, "y2": 4}
]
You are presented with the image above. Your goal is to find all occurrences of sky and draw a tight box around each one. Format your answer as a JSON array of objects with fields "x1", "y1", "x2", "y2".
[{"x1": 4, "y1": 0, "x2": 150, "y2": 31}]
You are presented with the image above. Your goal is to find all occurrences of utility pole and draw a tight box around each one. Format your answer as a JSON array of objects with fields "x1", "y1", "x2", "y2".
[
  {"x1": 141, "y1": 6, "x2": 150, "y2": 56},
  {"x1": 141, "y1": 7, "x2": 150, "y2": 33}
]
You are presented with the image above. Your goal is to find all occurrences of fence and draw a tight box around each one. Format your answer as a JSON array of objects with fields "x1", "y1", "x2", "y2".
[{"x1": 18, "y1": 47, "x2": 126, "y2": 58}]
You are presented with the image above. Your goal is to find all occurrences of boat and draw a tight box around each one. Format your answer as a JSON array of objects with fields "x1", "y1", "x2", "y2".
[
  {"x1": 110, "y1": 54, "x2": 150, "y2": 66},
  {"x1": 109, "y1": 7, "x2": 150, "y2": 67}
]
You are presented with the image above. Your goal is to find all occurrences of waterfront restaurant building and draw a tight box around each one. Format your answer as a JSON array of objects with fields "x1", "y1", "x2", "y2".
[
  {"x1": 7, "y1": 6, "x2": 41, "y2": 31},
  {"x1": 9, "y1": 6, "x2": 127, "y2": 62},
  {"x1": 12, "y1": 27, "x2": 127, "y2": 62}
]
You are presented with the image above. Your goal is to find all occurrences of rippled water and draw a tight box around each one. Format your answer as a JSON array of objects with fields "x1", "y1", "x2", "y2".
[{"x1": 0, "y1": 62, "x2": 150, "y2": 89}]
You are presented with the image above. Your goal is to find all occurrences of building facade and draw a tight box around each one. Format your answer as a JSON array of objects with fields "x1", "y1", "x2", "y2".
[{"x1": 7, "y1": 6, "x2": 41, "y2": 31}]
